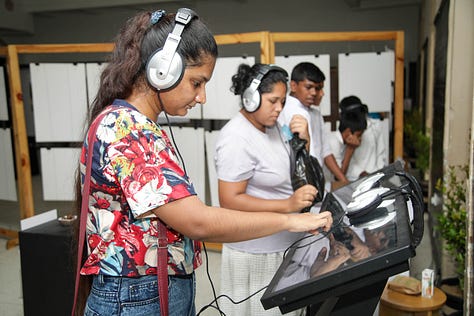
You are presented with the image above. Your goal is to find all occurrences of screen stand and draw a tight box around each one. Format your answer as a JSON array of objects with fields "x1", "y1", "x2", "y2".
[{"x1": 307, "y1": 279, "x2": 387, "y2": 316}]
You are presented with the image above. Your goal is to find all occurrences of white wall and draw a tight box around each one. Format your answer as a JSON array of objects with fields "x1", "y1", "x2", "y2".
[{"x1": 443, "y1": 0, "x2": 473, "y2": 166}]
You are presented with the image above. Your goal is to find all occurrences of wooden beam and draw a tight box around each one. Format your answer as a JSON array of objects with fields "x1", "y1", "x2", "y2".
[
  {"x1": 215, "y1": 31, "x2": 271, "y2": 64},
  {"x1": 269, "y1": 31, "x2": 405, "y2": 162},
  {"x1": 6, "y1": 45, "x2": 34, "y2": 219},
  {"x1": 203, "y1": 242, "x2": 222, "y2": 252},
  {"x1": 0, "y1": 227, "x2": 18, "y2": 239},
  {"x1": 271, "y1": 31, "x2": 399, "y2": 43},
  {"x1": 393, "y1": 31, "x2": 405, "y2": 161},
  {"x1": 14, "y1": 43, "x2": 115, "y2": 54}
]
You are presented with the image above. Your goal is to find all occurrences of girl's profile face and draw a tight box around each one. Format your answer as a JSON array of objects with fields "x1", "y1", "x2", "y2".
[
  {"x1": 159, "y1": 55, "x2": 216, "y2": 116},
  {"x1": 250, "y1": 81, "x2": 287, "y2": 131}
]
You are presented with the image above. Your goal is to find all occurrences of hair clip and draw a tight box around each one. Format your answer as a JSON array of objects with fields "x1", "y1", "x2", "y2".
[{"x1": 150, "y1": 10, "x2": 166, "y2": 25}]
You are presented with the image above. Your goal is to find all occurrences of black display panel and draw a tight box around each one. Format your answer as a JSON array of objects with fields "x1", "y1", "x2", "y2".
[{"x1": 261, "y1": 162, "x2": 424, "y2": 315}]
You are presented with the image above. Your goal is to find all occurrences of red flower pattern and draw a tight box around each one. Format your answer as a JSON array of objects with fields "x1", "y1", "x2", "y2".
[{"x1": 80, "y1": 102, "x2": 199, "y2": 277}]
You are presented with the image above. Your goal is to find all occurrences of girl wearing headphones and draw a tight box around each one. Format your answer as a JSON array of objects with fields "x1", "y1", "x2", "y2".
[
  {"x1": 74, "y1": 10, "x2": 332, "y2": 316},
  {"x1": 214, "y1": 63, "x2": 321, "y2": 316}
]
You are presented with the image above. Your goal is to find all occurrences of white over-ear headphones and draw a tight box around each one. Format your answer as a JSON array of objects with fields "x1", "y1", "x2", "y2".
[
  {"x1": 242, "y1": 64, "x2": 287, "y2": 113},
  {"x1": 146, "y1": 8, "x2": 196, "y2": 90}
]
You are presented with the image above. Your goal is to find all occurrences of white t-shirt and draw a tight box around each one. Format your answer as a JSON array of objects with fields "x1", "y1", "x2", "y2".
[
  {"x1": 326, "y1": 130, "x2": 365, "y2": 182},
  {"x1": 350, "y1": 118, "x2": 388, "y2": 176},
  {"x1": 278, "y1": 95, "x2": 332, "y2": 165},
  {"x1": 214, "y1": 112, "x2": 304, "y2": 253}
]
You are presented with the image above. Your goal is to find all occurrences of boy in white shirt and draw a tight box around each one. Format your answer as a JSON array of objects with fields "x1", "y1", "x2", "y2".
[
  {"x1": 326, "y1": 107, "x2": 367, "y2": 184},
  {"x1": 278, "y1": 62, "x2": 348, "y2": 192}
]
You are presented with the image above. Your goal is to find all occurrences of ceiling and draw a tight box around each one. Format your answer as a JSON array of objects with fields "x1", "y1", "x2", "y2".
[
  {"x1": 0, "y1": 0, "x2": 422, "y2": 38},
  {"x1": 6, "y1": 0, "x2": 422, "y2": 13}
]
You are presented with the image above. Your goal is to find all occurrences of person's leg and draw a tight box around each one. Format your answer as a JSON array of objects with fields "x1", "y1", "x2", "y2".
[{"x1": 219, "y1": 245, "x2": 252, "y2": 316}]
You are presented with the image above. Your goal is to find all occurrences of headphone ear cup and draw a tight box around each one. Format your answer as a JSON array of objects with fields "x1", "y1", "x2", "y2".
[
  {"x1": 242, "y1": 87, "x2": 261, "y2": 113},
  {"x1": 146, "y1": 49, "x2": 184, "y2": 90}
]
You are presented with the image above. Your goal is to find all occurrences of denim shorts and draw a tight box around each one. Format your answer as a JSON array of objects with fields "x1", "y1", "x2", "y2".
[{"x1": 84, "y1": 273, "x2": 196, "y2": 316}]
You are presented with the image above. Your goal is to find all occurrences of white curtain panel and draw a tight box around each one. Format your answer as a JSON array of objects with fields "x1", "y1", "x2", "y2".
[
  {"x1": 203, "y1": 56, "x2": 255, "y2": 120},
  {"x1": 0, "y1": 128, "x2": 17, "y2": 201},
  {"x1": 85, "y1": 62, "x2": 108, "y2": 107},
  {"x1": 204, "y1": 130, "x2": 220, "y2": 207},
  {"x1": 0, "y1": 66, "x2": 8, "y2": 121},
  {"x1": 40, "y1": 147, "x2": 80, "y2": 200},
  {"x1": 338, "y1": 51, "x2": 394, "y2": 113},
  {"x1": 165, "y1": 126, "x2": 206, "y2": 201},
  {"x1": 338, "y1": 51, "x2": 394, "y2": 164},
  {"x1": 30, "y1": 63, "x2": 88, "y2": 142}
]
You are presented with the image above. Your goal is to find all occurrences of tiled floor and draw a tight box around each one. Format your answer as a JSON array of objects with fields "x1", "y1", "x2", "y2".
[{"x1": 0, "y1": 176, "x2": 434, "y2": 316}]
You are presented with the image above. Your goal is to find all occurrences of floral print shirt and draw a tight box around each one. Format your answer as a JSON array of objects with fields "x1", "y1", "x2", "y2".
[{"x1": 79, "y1": 99, "x2": 201, "y2": 277}]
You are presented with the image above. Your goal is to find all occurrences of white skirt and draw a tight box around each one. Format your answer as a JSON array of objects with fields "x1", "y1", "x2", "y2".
[{"x1": 218, "y1": 245, "x2": 303, "y2": 316}]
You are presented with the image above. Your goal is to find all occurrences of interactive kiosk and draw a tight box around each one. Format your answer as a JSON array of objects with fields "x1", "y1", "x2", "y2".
[{"x1": 261, "y1": 162, "x2": 424, "y2": 315}]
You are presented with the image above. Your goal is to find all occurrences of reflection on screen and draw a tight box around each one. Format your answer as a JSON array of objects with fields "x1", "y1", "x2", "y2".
[{"x1": 273, "y1": 167, "x2": 412, "y2": 292}]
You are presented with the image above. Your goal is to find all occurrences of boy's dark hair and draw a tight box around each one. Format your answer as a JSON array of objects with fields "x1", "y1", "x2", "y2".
[
  {"x1": 291, "y1": 62, "x2": 325, "y2": 83},
  {"x1": 338, "y1": 110, "x2": 367, "y2": 133},
  {"x1": 339, "y1": 95, "x2": 369, "y2": 115}
]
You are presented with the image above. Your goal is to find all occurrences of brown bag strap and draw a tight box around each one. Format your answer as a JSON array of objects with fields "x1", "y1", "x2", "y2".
[
  {"x1": 157, "y1": 221, "x2": 169, "y2": 316},
  {"x1": 71, "y1": 109, "x2": 108, "y2": 316}
]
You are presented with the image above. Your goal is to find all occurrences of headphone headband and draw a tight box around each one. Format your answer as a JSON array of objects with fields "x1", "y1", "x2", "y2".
[
  {"x1": 342, "y1": 103, "x2": 363, "y2": 112},
  {"x1": 156, "y1": 8, "x2": 196, "y2": 80},
  {"x1": 242, "y1": 64, "x2": 287, "y2": 112},
  {"x1": 146, "y1": 8, "x2": 196, "y2": 90}
]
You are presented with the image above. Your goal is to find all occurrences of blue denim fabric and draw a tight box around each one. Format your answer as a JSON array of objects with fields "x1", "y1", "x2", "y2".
[{"x1": 84, "y1": 274, "x2": 195, "y2": 316}]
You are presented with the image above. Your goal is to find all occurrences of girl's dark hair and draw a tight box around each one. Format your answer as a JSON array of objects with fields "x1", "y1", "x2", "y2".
[
  {"x1": 230, "y1": 63, "x2": 288, "y2": 99},
  {"x1": 87, "y1": 10, "x2": 218, "y2": 125}
]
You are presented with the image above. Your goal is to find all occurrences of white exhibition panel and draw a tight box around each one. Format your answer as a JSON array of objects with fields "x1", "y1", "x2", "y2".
[
  {"x1": 338, "y1": 51, "x2": 394, "y2": 113},
  {"x1": 275, "y1": 54, "x2": 331, "y2": 116},
  {"x1": 85, "y1": 62, "x2": 108, "y2": 106},
  {"x1": 40, "y1": 147, "x2": 80, "y2": 200},
  {"x1": 0, "y1": 66, "x2": 8, "y2": 121},
  {"x1": 165, "y1": 127, "x2": 206, "y2": 201},
  {"x1": 0, "y1": 128, "x2": 17, "y2": 201},
  {"x1": 338, "y1": 51, "x2": 394, "y2": 164},
  {"x1": 203, "y1": 56, "x2": 255, "y2": 120},
  {"x1": 204, "y1": 130, "x2": 220, "y2": 207},
  {"x1": 30, "y1": 63, "x2": 88, "y2": 142}
]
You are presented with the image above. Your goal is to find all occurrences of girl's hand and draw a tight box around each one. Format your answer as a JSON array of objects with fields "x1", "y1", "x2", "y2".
[
  {"x1": 287, "y1": 184, "x2": 317, "y2": 212},
  {"x1": 286, "y1": 211, "x2": 333, "y2": 234},
  {"x1": 289, "y1": 114, "x2": 310, "y2": 144}
]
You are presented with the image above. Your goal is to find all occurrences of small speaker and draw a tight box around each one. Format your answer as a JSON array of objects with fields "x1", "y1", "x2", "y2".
[{"x1": 19, "y1": 220, "x2": 74, "y2": 316}]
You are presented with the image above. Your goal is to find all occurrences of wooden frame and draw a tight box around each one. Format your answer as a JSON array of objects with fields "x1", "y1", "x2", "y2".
[
  {"x1": 269, "y1": 31, "x2": 405, "y2": 161},
  {"x1": 0, "y1": 32, "x2": 271, "y2": 250},
  {"x1": 0, "y1": 30, "x2": 404, "y2": 251}
]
